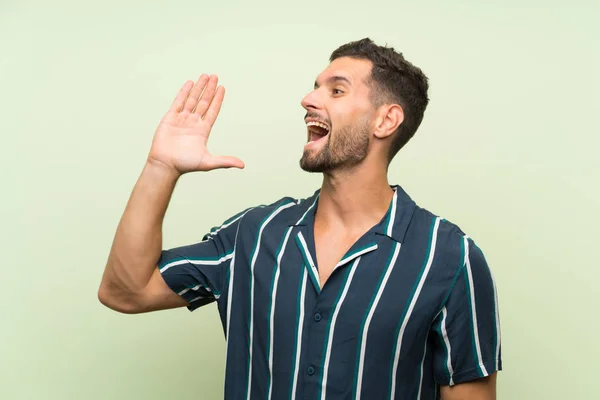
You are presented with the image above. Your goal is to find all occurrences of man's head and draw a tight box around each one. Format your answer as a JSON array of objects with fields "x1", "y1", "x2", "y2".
[{"x1": 299, "y1": 38, "x2": 429, "y2": 173}]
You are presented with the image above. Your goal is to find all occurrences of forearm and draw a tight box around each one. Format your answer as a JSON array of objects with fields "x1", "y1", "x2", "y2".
[{"x1": 99, "y1": 160, "x2": 180, "y2": 301}]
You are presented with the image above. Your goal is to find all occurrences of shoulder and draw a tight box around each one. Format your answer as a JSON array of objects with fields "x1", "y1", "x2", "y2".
[
  {"x1": 238, "y1": 190, "x2": 319, "y2": 229},
  {"x1": 409, "y1": 204, "x2": 488, "y2": 269}
]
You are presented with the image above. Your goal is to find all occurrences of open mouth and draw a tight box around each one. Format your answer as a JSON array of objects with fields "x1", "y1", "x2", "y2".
[{"x1": 306, "y1": 120, "x2": 330, "y2": 143}]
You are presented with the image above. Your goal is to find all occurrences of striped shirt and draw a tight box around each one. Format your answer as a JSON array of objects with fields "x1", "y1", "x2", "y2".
[{"x1": 158, "y1": 185, "x2": 502, "y2": 399}]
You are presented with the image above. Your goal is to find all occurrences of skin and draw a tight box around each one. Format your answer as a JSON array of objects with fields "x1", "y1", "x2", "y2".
[
  {"x1": 98, "y1": 59, "x2": 497, "y2": 398},
  {"x1": 299, "y1": 57, "x2": 402, "y2": 286}
]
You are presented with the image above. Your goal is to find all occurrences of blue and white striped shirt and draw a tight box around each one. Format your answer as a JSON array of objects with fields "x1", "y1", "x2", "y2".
[{"x1": 158, "y1": 185, "x2": 502, "y2": 399}]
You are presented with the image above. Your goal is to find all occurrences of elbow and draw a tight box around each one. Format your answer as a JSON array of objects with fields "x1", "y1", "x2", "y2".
[
  {"x1": 98, "y1": 260, "x2": 149, "y2": 314},
  {"x1": 97, "y1": 284, "x2": 144, "y2": 314}
]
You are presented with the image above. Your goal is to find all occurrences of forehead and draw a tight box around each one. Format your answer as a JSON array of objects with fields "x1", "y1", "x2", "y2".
[{"x1": 315, "y1": 57, "x2": 373, "y2": 87}]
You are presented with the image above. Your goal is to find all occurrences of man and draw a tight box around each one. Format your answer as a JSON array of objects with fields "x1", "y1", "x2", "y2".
[{"x1": 99, "y1": 38, "x2": 501, "y2": 399}]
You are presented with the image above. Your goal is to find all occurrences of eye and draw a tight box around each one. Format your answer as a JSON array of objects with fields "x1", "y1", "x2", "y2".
[{"x1": 332, "y1": 88, "x2": 344, "y2": 95}]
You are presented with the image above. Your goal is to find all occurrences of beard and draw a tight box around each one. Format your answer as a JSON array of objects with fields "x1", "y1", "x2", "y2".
[{"x1": 299, "y1": 116, "x2": 371, "y2": 173}]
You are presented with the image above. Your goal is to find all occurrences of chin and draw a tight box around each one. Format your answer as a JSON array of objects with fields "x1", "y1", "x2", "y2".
[
  {"x1": 299, "y1": 157, "x2": 337, "y2": 174},
  {"x1": 299, "y1": 159, "x2": 324, "y2": 173},
  {"x1": 300, "y1": 156, "x2": 325, "y2": 173}
]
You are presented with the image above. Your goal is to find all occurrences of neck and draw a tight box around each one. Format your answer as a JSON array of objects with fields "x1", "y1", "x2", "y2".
[{"x1": 315, "y1": 163, "x2": 394, "y2": 233}]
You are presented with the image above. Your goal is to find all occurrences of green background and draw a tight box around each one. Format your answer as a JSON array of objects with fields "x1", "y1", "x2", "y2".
[{"x1": 2, "y1": 0, "x2": 598, "y2": 398}]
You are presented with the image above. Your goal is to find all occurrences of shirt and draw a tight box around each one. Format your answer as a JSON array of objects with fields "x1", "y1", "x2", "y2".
[{"x1": 158, "y1": 185, "x2": 502, "y2": 400}]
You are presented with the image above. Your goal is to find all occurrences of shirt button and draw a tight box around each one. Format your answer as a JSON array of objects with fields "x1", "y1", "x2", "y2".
[
  {"x1": 307, "y1": 365, "x2": 315, "y2": 375},
  {"x1": 314, "y1": 312, "x2": 322, "y2": 322}
]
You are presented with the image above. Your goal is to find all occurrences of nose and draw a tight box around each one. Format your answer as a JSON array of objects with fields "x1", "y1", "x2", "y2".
[{"x1": 301, "y1": 89, "x2": 322, "y2": 111}]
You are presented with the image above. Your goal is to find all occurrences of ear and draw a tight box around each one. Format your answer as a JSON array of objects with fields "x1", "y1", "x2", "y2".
[{"x1": 373, "y1": 104, "x2": 404, "y2": 140}]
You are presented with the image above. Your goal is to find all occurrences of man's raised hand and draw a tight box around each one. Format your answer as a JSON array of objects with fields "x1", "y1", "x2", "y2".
[{"x1": 148, "y1": 74, "x2": 244, "y2": 175}]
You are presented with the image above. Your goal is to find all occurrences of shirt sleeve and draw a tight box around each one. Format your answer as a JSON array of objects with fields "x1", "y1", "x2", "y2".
[
  {"x1": 431, "y1": 236, "x2": 502, "y2": 386},
  {"x1": 157, "y1": 208, "x2": 250, "y2": 311}
]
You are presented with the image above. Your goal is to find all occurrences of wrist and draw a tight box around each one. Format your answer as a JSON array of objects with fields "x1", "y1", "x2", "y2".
[{"x1": 144, "y1": 158, "x2": 182, "y2": 183}]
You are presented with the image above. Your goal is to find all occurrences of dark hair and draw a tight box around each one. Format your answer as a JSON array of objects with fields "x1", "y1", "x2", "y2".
[{"x1": 330, "y1": 38, "x2": 429, "y2": 161}]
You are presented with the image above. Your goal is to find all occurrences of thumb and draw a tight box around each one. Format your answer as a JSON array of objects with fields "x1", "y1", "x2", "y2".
[{"x1": 204, "y1": 155, "x2": 245, "y2": 170}]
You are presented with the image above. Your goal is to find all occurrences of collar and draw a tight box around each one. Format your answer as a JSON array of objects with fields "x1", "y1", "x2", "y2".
[{"x1": 289, "y1": 185, "x2": 416, "y2": 244}]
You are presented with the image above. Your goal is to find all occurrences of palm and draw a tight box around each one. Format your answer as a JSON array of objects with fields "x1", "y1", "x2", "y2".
[{"x1": 148, "y1": 74, "x2": 244, "y2": 174}]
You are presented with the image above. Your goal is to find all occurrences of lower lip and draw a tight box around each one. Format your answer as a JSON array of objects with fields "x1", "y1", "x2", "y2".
[{"x1": 304, "y1": 134, "x2": 328, "y2": 149}]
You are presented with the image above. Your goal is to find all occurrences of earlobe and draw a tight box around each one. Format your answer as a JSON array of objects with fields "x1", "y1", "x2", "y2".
[{"x1": 374, "y1": 105, "x2": 404, "y2": 139}]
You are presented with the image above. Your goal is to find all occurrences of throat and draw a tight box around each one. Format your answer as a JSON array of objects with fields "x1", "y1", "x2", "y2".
[{"x1": 313, "y1": 226, "x2": 365, "y2": 287}]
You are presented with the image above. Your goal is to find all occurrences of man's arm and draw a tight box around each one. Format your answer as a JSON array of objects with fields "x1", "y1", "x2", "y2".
[
  {"x1": 97, "y1": 160, "x2": 187, "y2": 313},
  {"x1": 98, "y1": 74, "x2": 244, "y2": 314},
  {"x1": 440, "y1": 373, "x2": 497, "y2": 400},
  {"x1": 431, "y1": 235, "x2": 502, "y2": 398}
]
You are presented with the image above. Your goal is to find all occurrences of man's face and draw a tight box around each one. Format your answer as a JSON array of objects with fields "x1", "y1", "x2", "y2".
[{"x1": 299, "y1": 57, "x2": 376, "y2": 173}]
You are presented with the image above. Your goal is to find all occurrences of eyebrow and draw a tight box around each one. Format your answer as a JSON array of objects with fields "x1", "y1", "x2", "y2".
[{"x1": 314, "y1": 75, "x2": 352, "y2": 89}]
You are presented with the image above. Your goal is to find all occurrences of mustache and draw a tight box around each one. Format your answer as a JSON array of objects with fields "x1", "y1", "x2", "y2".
[{"x1": 304, "y1": 111, "x2": 331, "y2": 126}]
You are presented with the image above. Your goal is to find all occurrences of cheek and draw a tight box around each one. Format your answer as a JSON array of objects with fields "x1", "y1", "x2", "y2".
[
  {"x1": 331, "y1": 113, "x2": 371, "y2": 138},
  {"x1": 330, "y1": 101, "x2": 372, "y2": 125}
]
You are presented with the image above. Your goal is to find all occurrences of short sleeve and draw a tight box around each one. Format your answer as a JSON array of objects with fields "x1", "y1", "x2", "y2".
[
  {"x1": 157, "y1": 208, "x2": 250, "y2": 311},
  {"x1": 431, "y1": 236, "x2": 502, "y2": 386}
]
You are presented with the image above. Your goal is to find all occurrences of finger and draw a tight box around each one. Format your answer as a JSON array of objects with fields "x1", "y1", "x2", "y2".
[
  {"x1": 183, "y1": 74, "x2": 210, "y2": 113},
  {"x1": 203, "y1": 86, "x2": 225, "y2": 125},
  {"x1": 193, "y1": 75, "x2": 219, "y2": 116},
  {"x1": 168, "y1": 80, "x2": 194, "y2": 113},
  {"x1": 204, "y1": 155, "x2": 245, "y2": 170}
]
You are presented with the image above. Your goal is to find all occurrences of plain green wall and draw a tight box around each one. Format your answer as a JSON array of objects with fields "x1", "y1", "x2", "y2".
[{"x1": 2, "y1": 0, "x2": 599, "y2": 398}]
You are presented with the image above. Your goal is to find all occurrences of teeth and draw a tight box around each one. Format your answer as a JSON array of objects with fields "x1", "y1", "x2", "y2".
[{"x1": 306, "y1": 121, "x2": 330, "y2": 133}]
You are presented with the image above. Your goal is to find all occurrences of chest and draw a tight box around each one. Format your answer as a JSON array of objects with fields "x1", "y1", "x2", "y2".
[
  {"x1": 233, "y1": 232, "x2": 448, "y2": 340},
  {"x1": 225, "y1": 234, "x2": 452, "y2": 383},
  {"x1": 313, "y1": 231, "x2": 362, "y2": 287}
]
